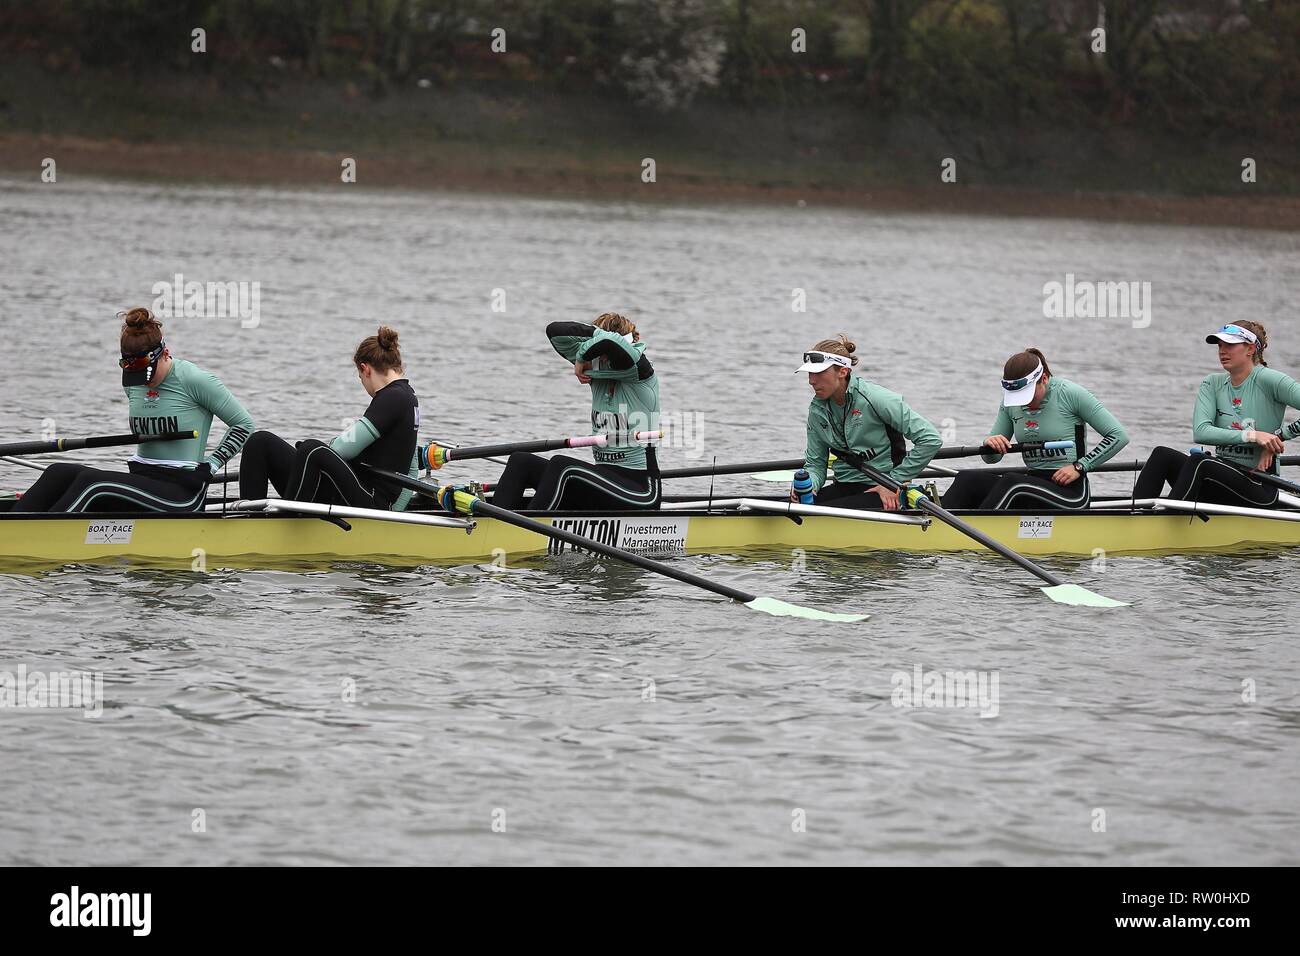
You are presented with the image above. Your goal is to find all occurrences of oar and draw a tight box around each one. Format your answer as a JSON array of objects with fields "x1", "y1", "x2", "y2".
[
  {"x1": 662, "y1": 446, "x2": 1063, "y2": 482},
  {"x1": 735, "y1": 443, "x2": 1071, "y2": 482},
  {"x1": 850, "y1": 459, "x2": 1125, "y2": 608},
  {"x1": 420, "y1": 435, "x2": 508, "y2": 467},
  {"x1": 932, "y1": 440, "x2": 1073, "y2": 460},
  {"x1": 0, "y1": 430, "x2": 198, "y2": 457},
  {"x1": 662, "y1": 458, "x2": 805, "y2": 480},
  {"x1": 0, "y1": 455, "x2": 48, "y2": 473},
  {"x1": 699, "y1": 451, "x2": 1300, "y2": 485},
  {"x1": 359, "y1": 464, "x2": 867, "y2": 623},
  {"x1": 1225, "y1": 460, "x2": 1300, "y2": 497},
  {"x1": 425, "y1": 430, "x2": 662, "y2": 469}
]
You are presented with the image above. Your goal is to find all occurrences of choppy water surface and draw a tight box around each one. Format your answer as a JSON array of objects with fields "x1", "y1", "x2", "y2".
[{"x1": 0, "y1": 177, "x2": 1297, "y2": 865}]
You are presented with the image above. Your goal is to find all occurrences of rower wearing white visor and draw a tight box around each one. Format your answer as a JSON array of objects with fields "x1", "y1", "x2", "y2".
[
  {"x1": 1134, "y1": 321, "x2": 1300, "y2": 507},
  {"x1": 941, "y1": 347, "x2": 1128, "y2": 510},
  {"x1": 796, "y1": 334, "x2": 941, "y2": 511}
]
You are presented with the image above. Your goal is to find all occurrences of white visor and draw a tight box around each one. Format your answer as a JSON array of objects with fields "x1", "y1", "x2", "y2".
[
  {"x1": 1205, "y1": 324, "x2": 1258, "y2": 347},
  {"x1": 1001, "y1": 362, "x2": 1044, "y2": 407},
  {"x1": 797, "y1": 351, "x2": 853, "y2": 373}
]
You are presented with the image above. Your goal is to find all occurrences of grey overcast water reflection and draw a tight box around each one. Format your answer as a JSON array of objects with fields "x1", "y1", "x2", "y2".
[{"x1": 0, "y1": 177, "x2": 1297, "y2": 864}]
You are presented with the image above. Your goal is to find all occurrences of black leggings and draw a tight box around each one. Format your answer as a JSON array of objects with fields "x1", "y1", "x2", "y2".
[
  {"x1": 10, "y1": 461, "x2": 208, "y2": 513},
  {"x1": 813, "y1": 481, "x2": 888, "y2": 510},
  {"x1": 491, "y1": 448, "x2": 661, "y2": 510},
  {"x1": 1133, "y1": 446, "x2": 1278, "y2": 507},
  {"x1": 238, "y1": 431, "x2": 383, "y2": 508},
  {"x1": 940, "y1": 469, "x2": 1091, "y2": 510}
]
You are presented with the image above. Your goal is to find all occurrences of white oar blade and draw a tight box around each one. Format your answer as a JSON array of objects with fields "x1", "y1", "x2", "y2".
[
  {"x1": 748, "y1": 470, "x2": 794, "y2": 482},
  {"x1": 1040, "y1": 584, "x2": 1128, "y2": 608},
  {"x1": 745, "y1": 596, "x2": 869, "y2": 622}
]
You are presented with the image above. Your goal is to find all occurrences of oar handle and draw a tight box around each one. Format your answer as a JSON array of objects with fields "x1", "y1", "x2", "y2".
[
  {"x1": 933, "y1": 440, "x2": 1073, "y2": 460},
  {"x1": 0, "y1": 430, "x2": 199, "y2": 457}
]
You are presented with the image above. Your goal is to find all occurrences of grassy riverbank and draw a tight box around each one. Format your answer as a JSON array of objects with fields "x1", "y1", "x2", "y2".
[{"x1": 3, "y1": 56, "x2": 1297, "y2": 229}]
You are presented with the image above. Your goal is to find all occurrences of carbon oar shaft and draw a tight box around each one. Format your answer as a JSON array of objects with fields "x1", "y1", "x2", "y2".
[
  {"x1": 365, "y1": 465, "x2": 754, "y2": 600},
  {"x1": 433, "y1": 431, "x2": 660, "y2": 466},
  {"x1": 360, "y1": 464, "x2": 867, "y2": 622},
  {"x1": 661, "y1": 459, "x2": 806, "y2": 480},
  {"x1": 0, "y1": 431, "x2": 198, "y2": 457},
  {"x1": 848, "y1": 459, "x2": 1123, "y2": 606}
]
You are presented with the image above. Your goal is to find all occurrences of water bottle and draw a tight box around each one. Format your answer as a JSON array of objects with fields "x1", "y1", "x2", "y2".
[{"x1": 792, "y1": 469, "x2": 815, "y2": 504}]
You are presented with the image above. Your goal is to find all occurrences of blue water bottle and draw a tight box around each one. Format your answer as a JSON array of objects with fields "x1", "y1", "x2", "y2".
[{"x1": 792, "y1": 469, "x2": 815, "y2": 504}]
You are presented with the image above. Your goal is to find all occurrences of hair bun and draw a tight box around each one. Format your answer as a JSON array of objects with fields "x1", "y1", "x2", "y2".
[
  {"x1": 376, "y1": 325, "x2": 399, "y2": 350},
  {"x1": 121, "y1": 307, "x2": 159, "y2": 330}
]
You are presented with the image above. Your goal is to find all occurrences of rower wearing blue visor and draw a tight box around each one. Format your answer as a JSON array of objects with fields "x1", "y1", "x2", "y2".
[{"x1": 1134, "y1": 321, "x2": 1300, "y2": 507}]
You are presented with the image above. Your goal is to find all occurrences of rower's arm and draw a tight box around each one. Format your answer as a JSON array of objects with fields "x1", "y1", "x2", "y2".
[
  {"x1": 546, "y1": 322, "x2": 598, "y2": 363},
  {"x1": 803, "y1": 405, "x2": 831, "y2": 493},
  {"x1": 1072, "y1": 385, "x2": 1129, "y2": 471},
  {"x1": 982, "y1": 406, "x2": 1014, "y2": 463},
  {"x1": 1264, "y1": 369, "x2": 1300, "y2": 440},
  {"x1": 193, "y1": 369, "x2": 255, "y2": 470},
  {"x1": 1193, "y1": 377, "x2": 1247, "y2": 447},
  {"x1": 877, "y1": 393, "x2": 942, "y2": 483},
  {"x1": 329, "y1": 417, "x2": 381, "y2": 460},
  {"x1": 575, "y1": 329, "x2": 648, "y2": 381}
]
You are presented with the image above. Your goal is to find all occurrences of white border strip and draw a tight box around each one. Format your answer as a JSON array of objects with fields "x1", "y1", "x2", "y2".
[
  {"x1": 232, "y1": 499, "x2": 476, "y2": 532},
  {"x1": 734, "y1": 497, "x2": 930, "y2": 526}
]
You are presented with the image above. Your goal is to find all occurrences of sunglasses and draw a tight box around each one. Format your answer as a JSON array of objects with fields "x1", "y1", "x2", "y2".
[
  {"x1": 1001, "y1": 364, "x2": 1043, "y2": 391},
  {"x1": 1215, "y1": 324, "x2": 1259, "y2": 345},
  {"x1": 803, "y1": 351, "x2": 851, "y2": 368},
  {"x1": 119, "y1": 342, "x2": 166, "y2": 370}
]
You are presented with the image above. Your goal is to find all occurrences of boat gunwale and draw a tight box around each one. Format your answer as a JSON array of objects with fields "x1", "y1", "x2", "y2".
[{"x1": 3, "y1": 499, "x2": 1299, "y2": 523}]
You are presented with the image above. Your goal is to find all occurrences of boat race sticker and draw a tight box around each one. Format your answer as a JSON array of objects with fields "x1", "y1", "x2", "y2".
[
  {"x1": 1017, "y1": 516, "x2": 1054, "y2": 539},
  {"x1": 547, "y1": 517, "x2": 688, "y2": 556},
  {"x1": 84, "y1": 520, "x2": 135, "y2": 545}
]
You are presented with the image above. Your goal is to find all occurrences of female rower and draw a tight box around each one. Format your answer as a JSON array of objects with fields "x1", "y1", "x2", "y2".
[
  {"x1": 490, "y1": 313, "x2": 661, "y2": 511},
  {"x1": 12, "y1": 308, "x2": 254, "y2": 513},
  {"x1": 797, "y1": 334, "x2": 942, "y2": 510},
  {"x1": 1132, "y1": 322, "x2": 1300, "y2": 507},
  {"x1": 940, "y1": 347, "x2": 1129, "y2": 510},
  {"x1": 238, "y1": 326, "x2": 420, "y2": 510}
]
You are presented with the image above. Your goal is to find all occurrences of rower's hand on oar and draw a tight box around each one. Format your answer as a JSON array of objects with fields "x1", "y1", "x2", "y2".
[
  {"x1": 1248, "y1": 430, "x2": 1284, "y2": 455},
  {"x1": 574, "y1": 361, "x2": 592, "y2": 384},
  {"x1": 983, "y1": 435, "x2": 1012, "y2": 455},
  {"x1": 870, "y1": 485, "x2": 900, "y2": 510},
  {"x1": 1259, "y1": 450, "x2": 1275, "y2": 472}
]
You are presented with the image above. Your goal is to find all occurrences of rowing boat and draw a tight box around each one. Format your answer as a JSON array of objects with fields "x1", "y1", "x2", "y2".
[{"x1": 2, "y1": 496, "x2": 1299, "y2": 569}]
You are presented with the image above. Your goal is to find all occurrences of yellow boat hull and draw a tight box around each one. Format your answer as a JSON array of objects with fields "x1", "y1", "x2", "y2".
[{"x1": 0, "y1": 508, "x2": 1298, "y2": 569}]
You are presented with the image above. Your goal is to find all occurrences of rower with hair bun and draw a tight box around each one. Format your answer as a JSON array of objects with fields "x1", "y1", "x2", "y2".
[
  {"x1": 12, "y1": 307, "x2": 254, "y2": 513},
  {"x1": 489, "y1": 312, "x2": 662, "y2": 511},
  {"x1": 239, "y1": 326, "x2": 421, "y2": 511},
  {"x1": 796, "y1": 333, "x2": 942, "y2": 511}
]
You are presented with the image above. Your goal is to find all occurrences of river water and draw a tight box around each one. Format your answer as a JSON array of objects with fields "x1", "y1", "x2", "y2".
[{"x1": 1, "y1": 176, "x2": 1297, "y2": 864}]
